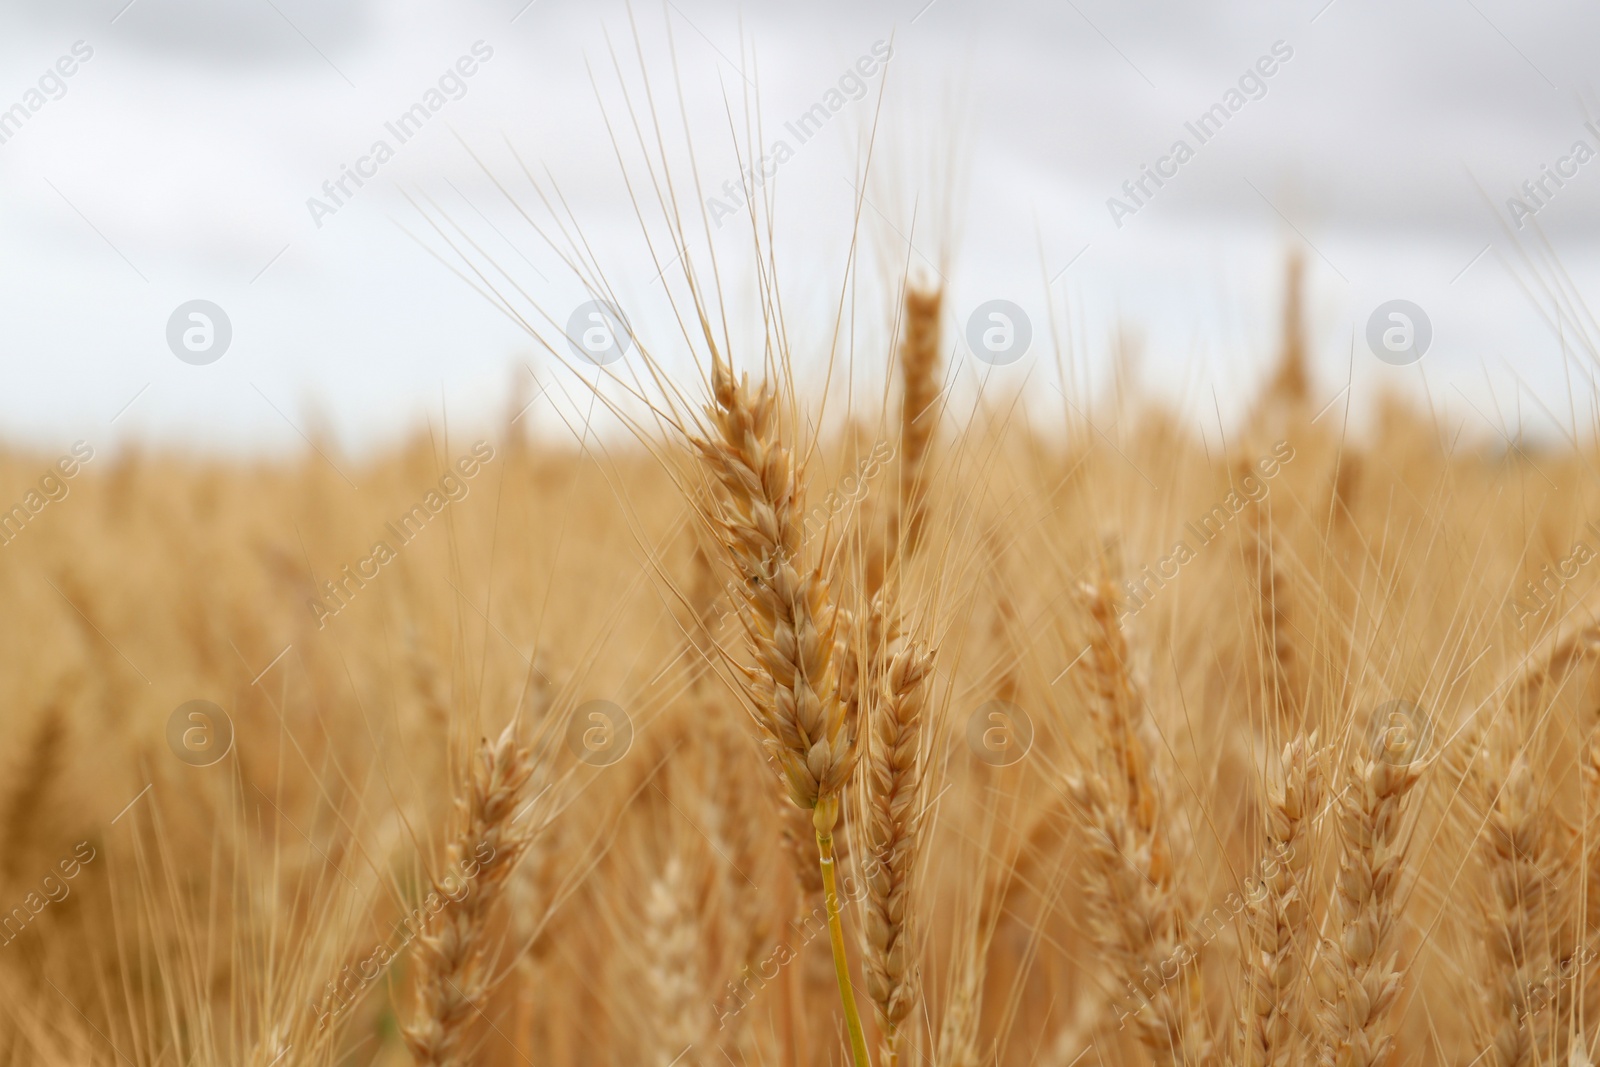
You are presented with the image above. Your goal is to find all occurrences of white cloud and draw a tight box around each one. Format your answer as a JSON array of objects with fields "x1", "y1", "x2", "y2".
[{"x1": 0, "y1": 0, "x2": 1597, "y2": 450}]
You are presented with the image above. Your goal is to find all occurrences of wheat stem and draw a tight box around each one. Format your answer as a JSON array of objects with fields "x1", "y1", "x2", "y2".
[{"x1": 815, "y1": 803, "x2": 872, "y2": 1067}]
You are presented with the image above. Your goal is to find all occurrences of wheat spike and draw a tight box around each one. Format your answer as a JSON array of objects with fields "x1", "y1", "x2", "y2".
[
  {"x1": 403, "y1": 723, "x2": 538, "y2": 1067},
  {"x1": 1475, "y1": 752, "x2": 1566, "y2": 1067},
  {"x1": 1068, "y1": 570, "x2": 1206, "y2": 1067},
  {"x1": 691, "y1": 357, "x2": 856, "y2": 818},
  {"x1": 1248, "y1": 498, "x2": 1303, "y2": 729},
  {"x1": 863, "y1": 635, "x2": 934, "y2": 1067},
  {"x1": 1314, "y1": 727, "x2": 1425, "y2": 1067},
  {"x1": 690, "y1": 356, "x2": 869, "y2": 1065},
  {"x1": 1241, "y1": 734, "x2": 1324, "y2": 1067},
  {"x1": 643, "y1": 856, "x2": 704, "y2": 1067}
]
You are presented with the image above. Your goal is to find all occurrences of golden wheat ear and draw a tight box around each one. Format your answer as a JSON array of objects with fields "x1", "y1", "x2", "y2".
[
  {"x1": 897, "y1": 283, "x2": 943, "y2": 559},
  {"x1": 1245, "y1": 484, "x2": 1303, "y2": 731},
  {"x1": 403, "y1": 723, "x2": 540, "y2": 1067},
  {"x1": 641, "y1": 854, "x2": 704, "y2": 1067},
  {"x1": 1239, "y1": 733, "x2": 1323, "y2": 1067},
  {"x1": 863, "y1": 633, "x2": 936, "y2": 1067},
  {"x1": 1472, "y1": 754, "x2": 1565, "y2": 1067},
  {"x1": 1313, "y1": 726, "x2": 1425, "y2": 1067},
  {"x1": 687, "y1": 365, "x2": 872, "y2": 1065},
  {"x1": 1067, "y1": 570, "x2": 1208, "y2": 1067},
  {"x1": 690, "y1": 368, "x2": 856, "y2": 814}
]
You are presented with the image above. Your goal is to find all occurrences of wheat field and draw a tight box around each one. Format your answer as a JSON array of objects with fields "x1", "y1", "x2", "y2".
[
  {"x1": 3, "y1": 254, "x2": 1598, "y2": 1067},
  {"x1": 5, "y1": 45, "x2": 1600, "y2": 1067}
]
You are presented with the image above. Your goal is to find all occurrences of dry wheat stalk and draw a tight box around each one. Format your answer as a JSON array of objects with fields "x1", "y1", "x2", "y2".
[
  {"x1": 1, "y1": 707, "x2": 65, "y2": 888},
  {"x1": 1269, "y1": 249, "x2": 1310, "y2": 407},
  {"x1": 508, "y1": 666, "x2": 563, "y2": 1061},
  {"x1": 403, "y1": 723, "x2": 538, "y2": 1067},
  {"x1": 897, "y1": 284, "x2": 942, "y2": 556},
  {"x1": 1583, "y1": 729, "x2": 1600, "y2": 941},
  {"x1": 1068, "y1": 771, "x2": 1204, "y2": 1067},
  {"x1": 1313, "y1": 727, "x2": 1425, "y2": 1067},
  {"x1": 1241, "y1": 734, "x2": 1324, "y2": 1067},
  {"x1": 511, "y1": 823, "x2": 562, "y2": 1059},
  {"x1": 863, "y1": 636, "x2": 935, "y2": 1067},
  {"x1": 1437, "y1": 626, "x2": 1600, "y2": 1067},
  {"x1": 1067, "y1": 571, "x2": 1206, "y2": 1067},
  {"x1": 1569, "y1": 727, "x2": 1600, "y2": 1056},
  {"x1": 779, "y1": 800, "x2": 827, "y2": 900},
  {"x1": 701, "y1": 720, "x2": 772, "y2": 1063}
]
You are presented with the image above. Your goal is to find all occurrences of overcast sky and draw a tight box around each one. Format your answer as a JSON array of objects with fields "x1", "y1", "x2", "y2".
[{"x1": 2, "y1": 0, "x2": 1598, "y2": 455}]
